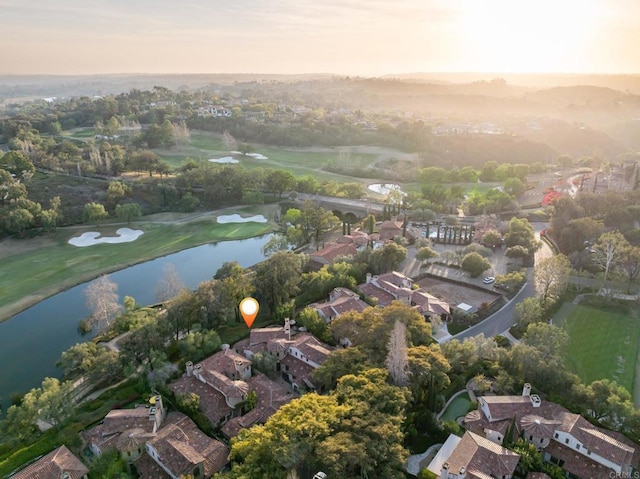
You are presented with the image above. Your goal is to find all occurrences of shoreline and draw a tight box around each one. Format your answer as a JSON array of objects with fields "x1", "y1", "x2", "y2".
[
  {"x1": 0, "y1": 205, "x2": 280, "y2": 324},
  {"x1": 0, "y1": 230, "x2": 276, "y2": 324}
]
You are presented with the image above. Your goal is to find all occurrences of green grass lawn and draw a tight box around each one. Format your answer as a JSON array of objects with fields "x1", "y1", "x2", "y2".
[
  {"x1": 0, "y1": 211, "x2": 276, "y2": 322},
  {"x1": 155, "y1": 130, "x2": 383, "y2": 183},
  {"x1": 554, "y1": 303, "x2": 640, "y2": 394},
  {"x1": 440, "y1": 392, "x2": 471, "y2": 422}
]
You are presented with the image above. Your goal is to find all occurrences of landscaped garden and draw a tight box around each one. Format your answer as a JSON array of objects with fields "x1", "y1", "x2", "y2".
[{"x1": 554, "y1": 301, "x2": 640, "y2": 396}]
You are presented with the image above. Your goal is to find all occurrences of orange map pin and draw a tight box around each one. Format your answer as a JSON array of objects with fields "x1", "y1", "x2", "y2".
[{"x1": 239, "y1": 297, "x2": 259, "y2": 328}]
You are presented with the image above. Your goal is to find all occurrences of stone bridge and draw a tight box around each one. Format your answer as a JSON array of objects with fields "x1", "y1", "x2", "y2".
[{"x1": 294, "y1": 192, "x2": 386, "y2": 222}]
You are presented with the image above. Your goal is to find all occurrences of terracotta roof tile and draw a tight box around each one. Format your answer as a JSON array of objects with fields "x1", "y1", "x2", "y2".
[{"x1": 11, "y1": 445, "x2": 88, "y2": 479}]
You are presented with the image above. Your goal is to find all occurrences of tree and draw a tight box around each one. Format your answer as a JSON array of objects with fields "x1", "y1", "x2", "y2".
[
  {"x1": 505, "y1": 217, "x2": 539, "y2": 254},
  {"x1": 312, "y1": 348, "x2": 370, "y2": 391},
  {"x1": 0, "y1": 151, "x2": 35, "y2": 178},
  {"x1": 593, "y1": 231, "x2": 629, "y2": 287},
  {"x1": 363, "y1": 214, "x2": 376, "y2": 235},
  {"x1": 82, "y1": 201, "x2": 108, "y2": 225},
  {"x1": 254, "y1": 251, "x2": 307, "y2": 314},
  {"x1": 514, "y1": 297, "x2": 545, "y2": 330},
  {"x1": 209, "y1": 262, "x2": 255, "y2": 324},
  {"x1": 482, "y1": 229, "x2": 502, "y2": 247},
  {"x1": 36, "y1": 377, "x2": 75, "y2": 430},
  {"x1": 84, "y1": 275, "x2": 121, "y2": 330},
  {"x1": 416, "y1": 246, "x2": 438, "y2": 263},
  {"x1": 107, "y1": 181, "x2": 130, "y2": 206},
  {"x1": 266, "y1": 169, "x2": 296, "y2": 197},
  {"x1": 534, "y1": 254, "x2": 570, "y2": 307},
  {"x1": 300, "y1": 200, "x2": 340, "y2": 247},
  {"x1": 222, "y1": 130, "x2": 238, "y2": 151},
  {"x1": 115, "y1": 203, "x2": 141, "y2": 222},
  {"x1": 119, "y1": 319, "x2": 171, "y2": 372},
  {"x1": 503, "y1": 177, "x2": 526, "y2": 197},
  {"x1": 621, "y1": 245, "x2": 640, "y2": 292},
  {"x1": 522, "y1": 322, "x2": 568, "y2": 362},
  {"x1": 461, "y1": 252, "x2": 491, "y2": 278},
  {"x1": 386, "y1": 320, "x2": 409, "y2": 387},
  {"x1": 326, "y1": 369, "x2": 409, "y2": 479},
  {"x1": 296, "y1": 307, "x2": 333, "y2": 344},
  {"x1": 262, "y1": 234, "x2": 291, "y2": 256},
  {"x1": 155, "y1": 263, "x2": 185, "y2": 303},
  {"x1": 228, "y1": 394, "x2": 348, "y2": 478},
  {"x1": 57, "y1": 341, "x2": 122, "y2": 384},
  {"x1": 369, "y1": 242, "x2": 407, "y2": 274},
  {"x1": 407, "y1": 345, "x2": 451, "y2": 410}
]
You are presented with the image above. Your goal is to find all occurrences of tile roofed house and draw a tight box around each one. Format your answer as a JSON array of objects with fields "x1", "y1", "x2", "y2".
[
  {"x1": 439, "y1": 431, "x2": 520, "y2": 479},
  {"x1": 378, "y1": 220, "x2": 415, "y2": 242},
  {"x1": 235, "y1": 324, "x2": 333, "y2": 392},
  {"x1": 221, "y1": 374, "x2": 297, "y2": 439},
  {"x1": 169, "y1": 374, "x2": 234, "y2": 426},
  {"x1": 311, "y1": 287, "x2": 370, "y2": 322},
  {"x1": 307, "y1": 242, "x2": 358, "y2": 271},
  {"x1": 83, "y1": 395, "x2": 166, "y2": 457},
  {"x1": 463, "y1": 382, "x2": 640, "y2": 478},
  {"x1": 145, "y1": 413, "x2": 229, "y2": 478},
  {"x1": 358, "y1": 271, "x2": 450, "y2": 318},
  {"x1": 10, "y1": 445, "x2": 88, "y2": 479}
]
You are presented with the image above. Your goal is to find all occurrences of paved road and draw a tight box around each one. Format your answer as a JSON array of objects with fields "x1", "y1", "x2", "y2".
[
  {"x1": 446, "y1": 223, "x2": 551, "y2": 342},
  {"x1": 450, "y1": 280, "x2": 535, "y2": 341}
]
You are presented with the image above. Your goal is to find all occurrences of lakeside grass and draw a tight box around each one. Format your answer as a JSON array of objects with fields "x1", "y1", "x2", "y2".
[
  {"x1": 0, "y1": 210, "x2": 277, "y2": 323},
  {"x1": 554, "y1": 303, "x2": 640, "y2": 395}
]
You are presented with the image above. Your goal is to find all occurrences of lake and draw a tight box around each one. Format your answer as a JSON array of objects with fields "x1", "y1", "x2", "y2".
[{"x1": 0, "y1": 235, "x2": 272, "y2": 413}]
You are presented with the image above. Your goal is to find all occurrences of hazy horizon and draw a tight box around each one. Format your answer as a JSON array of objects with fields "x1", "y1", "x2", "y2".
[{"x1": 3, "y1": 0, "x2": 640, "y2": 76}]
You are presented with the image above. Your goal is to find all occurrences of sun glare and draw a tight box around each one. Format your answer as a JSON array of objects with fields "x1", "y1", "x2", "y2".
[{"x1": 458, "y1": 0, "x2": 602, "y2": 72}]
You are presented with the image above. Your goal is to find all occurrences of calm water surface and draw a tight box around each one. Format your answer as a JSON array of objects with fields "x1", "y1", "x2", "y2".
[{"x1": 0, "y1": 235, "x2": 271, "y2": 413}]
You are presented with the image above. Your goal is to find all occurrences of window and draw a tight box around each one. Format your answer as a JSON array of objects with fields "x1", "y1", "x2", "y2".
[
  {"x1": 576, "y1": 444, "x2": 580, "y2": 450},
  {"x1": 565, "y1": 438, "x2": 569, "y2": 444},
  {"x1": 554, "y1": 433, "x2": 559, "y2": 439}
]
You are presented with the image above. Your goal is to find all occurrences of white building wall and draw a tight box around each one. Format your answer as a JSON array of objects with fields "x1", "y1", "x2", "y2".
[
  {"x1": 553, "y1": 430, "x2": 622, "y2": 473},
  {"x1": 288, "y1": 346, "x2": 320, "y2": 368},
  {"x1": 484, "y1": 428, "x2": 504, "y2": 445}
]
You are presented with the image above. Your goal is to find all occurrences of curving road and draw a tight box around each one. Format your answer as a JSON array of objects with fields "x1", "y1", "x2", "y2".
[{"x1": 446, "y1": 222, "x2": 551, "y2": 342}]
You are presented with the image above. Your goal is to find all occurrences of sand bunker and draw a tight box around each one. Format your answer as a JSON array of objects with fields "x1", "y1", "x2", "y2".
[
  {"x1": 209, "y1": 156, "x2": 239, "y2": 164},
  {"x1": 69, "y1": 228, "x2": 144, "y2": 247},
  {"x1": 228, "y1": 151, "x2": 268, "y2": 160},
  {"x1": 217, "y1": 214, "x2": 268, "y2": 224}
]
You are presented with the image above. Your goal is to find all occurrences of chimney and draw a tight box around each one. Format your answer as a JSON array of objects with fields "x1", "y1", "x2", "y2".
[
  {"x1": 522, "y1": 383, "x2": 532, "y2": 397},
  {"x1": 441, "y1": 462, "x2": 450, "y2": 479},
  {"x1": 530, "y1": 394, "x2": 542, "y2": 408},
  {"x1": 221, "y1": 343, "x2": 230, "y2": 351},
  {"x1": 284, "y1": 318, "x2": 291, "y2": 339},
  {"x1": 366, "y1": 272, "x2": 372, "y2": 284},
  {"x1": 458, "y1": 466, "x2": 466, "y2": 477},
  {"x1": 186, "y1": 361, "x2": 194, "y2": 377}
]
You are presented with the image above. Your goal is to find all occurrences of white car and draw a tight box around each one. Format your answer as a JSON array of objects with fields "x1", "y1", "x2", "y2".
[
  {"x1": 483, "y1": 276, "x2": 495, "y2": 284},
  {"x1": 313, "y1": 473, "x2": 327, "y2": 479}
]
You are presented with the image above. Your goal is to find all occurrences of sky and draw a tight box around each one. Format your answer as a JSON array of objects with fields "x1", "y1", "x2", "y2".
[{"x1": 2, "y1": 0, "x2": 639, "y2": 76}]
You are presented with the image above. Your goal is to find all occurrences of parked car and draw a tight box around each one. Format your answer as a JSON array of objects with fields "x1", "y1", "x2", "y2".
[{"x1": 483, "y1": 276, "x2": 495, "y2": 284}]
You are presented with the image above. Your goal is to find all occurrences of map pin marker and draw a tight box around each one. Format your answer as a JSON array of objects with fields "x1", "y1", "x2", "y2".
[{"x1": 240, "y1": 297, "x2": 259, "y2": 328}]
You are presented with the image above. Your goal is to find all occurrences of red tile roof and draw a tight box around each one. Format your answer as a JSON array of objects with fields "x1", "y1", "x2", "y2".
[
  {"x1": 147, "y1": 413, "x2": 229, "y2": 477},
  {"x1": 11, "y1": 445, "x2": 88, "y2": 479},
  {"x1": 444, "y1": 431, "x2": 519, "y2": 478}
]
